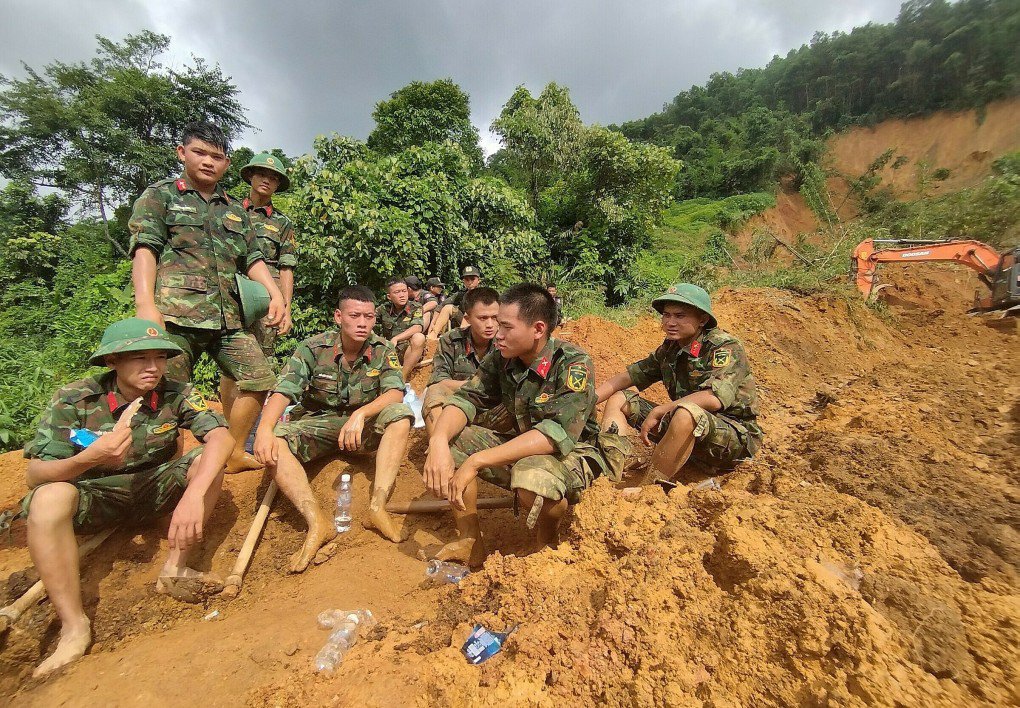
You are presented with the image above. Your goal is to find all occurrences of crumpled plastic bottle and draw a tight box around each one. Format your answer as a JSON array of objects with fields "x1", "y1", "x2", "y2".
[
  {"x1": 313, "y1": 609, "x2": 376, "y2": 673},
  {"x1": 425, "y1": 559, "x2": 470, "y2": 584}
]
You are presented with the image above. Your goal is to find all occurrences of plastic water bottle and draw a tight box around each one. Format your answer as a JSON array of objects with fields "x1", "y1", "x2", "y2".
[
  {"x1": 403, "y1": 384, "x2": 425, "y2": 428},
  {"x1": 693, "y1": 477, "x2": 722, "y2": 491},
  {"x1": 313, "y1": 641, "x2": 345, "y2": 673},
  {"x1": 335, "y1": 474, "x2": 352, "y2": 533},
  {"x1": 425, "y1": 559, "x2": 470, "y2": 584},
  {"x1": 317, "y1": 608, "x2": 376, "y2": 630},
  {"x1": 312, "y1": 609, "x2": 375, "y2": 673}
]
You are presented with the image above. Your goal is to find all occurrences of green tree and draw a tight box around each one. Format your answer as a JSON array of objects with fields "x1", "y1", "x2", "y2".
[
  {"x1": 367, "y1": 79, "x2": 483, "y2": 170},
  {"x1": 0, "y1": 30, "x2": 249, "y2": 256}
]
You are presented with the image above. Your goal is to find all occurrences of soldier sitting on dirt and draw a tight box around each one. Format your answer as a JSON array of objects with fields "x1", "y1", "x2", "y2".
[
  {"x1": 427, "y1": 265, "x2": 482, "y2": 339},
  {"x1": 254, "y1": 286, "x2": 414, "y2": 571},
  {"x1": 421, "y1": 287, "x2": 513, "y2": 436},
  {"x1": 405, "y1": 276, "x2": 440, "y2": 332},
  {"x1": 19, "y1": 318, "x2": 234, "y2": 677},
  {"x1": 423, "y1": 284, "x2": 627, "y2": 567},
  {"x1": 375, "y1": 277, "x2": 427, "y2": 381},
  {"x1": 596, "y1": 284, "x2": 763, "y2": 482}
]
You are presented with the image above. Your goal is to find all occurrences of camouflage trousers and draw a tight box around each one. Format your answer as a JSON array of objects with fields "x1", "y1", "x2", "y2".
[
  {"x1": 623, "y1": 392, "x2": 760, "y2": 469},
  {"x1": 274, "y1": 403, "x2": 414, "y2": 464},
  {"x1": 422, "y1": 385, "x2": 515, "y2": 433},
  {"x1": 165, "y1": 323, "x2": 276, "y2": 392},
  {"x1": 19, "y1": 448, "x2": 202, "y2": 535},
  {"x1": 450, "y1": 427, "x2": 620, "y2": 504},
  {"x1": 252, "y1": 317, "x2": 279, "y2": 360}
]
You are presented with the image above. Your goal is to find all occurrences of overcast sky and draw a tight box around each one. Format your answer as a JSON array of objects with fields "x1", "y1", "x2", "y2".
[{"x1": 4, "y1": 0, "x2": 905, "y2": 157}]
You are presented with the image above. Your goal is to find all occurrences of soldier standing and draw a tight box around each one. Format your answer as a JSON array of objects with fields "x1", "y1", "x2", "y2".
[
  {"x1": 19, "y1": 318, "x2": 233, "y2": 676},
  {"x1": 597, "y1": 284, "x2": 762, "y2": 481},
  {"x1": 376, "y1": 277, "x2": 427, "y2": 381},
  {"x1": 129, "y1": 122, "x2": 287, "y2": 474},
  {"x1": 254, "y1": 286, "x2": 415, "y2": 567},
  {"x1": 220, "y1": 152, "x2": 297, "y2": 421},
  {"x1": 423, "y1": 284, "x2": 623, "y2": 567}
]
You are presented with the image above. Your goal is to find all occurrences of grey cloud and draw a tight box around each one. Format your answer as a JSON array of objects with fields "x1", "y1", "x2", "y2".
[{"x1": 3, "y1": 0, "x2": 905, "y2": 157}]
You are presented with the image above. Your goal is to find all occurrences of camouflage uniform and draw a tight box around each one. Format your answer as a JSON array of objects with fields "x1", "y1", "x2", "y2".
[
  {"x1": 375, "y1": 302, "x2": 424, "y2": 359},
  {"x1": 272, "y1": 332, "x2": 413, "y2": 463},
  {"x1": 20, "y1": 372, "x2": 227, "y2": 534},
  {"x1": 128, "y1": 175, "x2": 275, "y2": 390},
  {"x1": 447, "y1": 338, "x2": 624, "y2": 503},
  {"x1": 424, "y1": 326, "x2": 512, "y2": 432},
  {"x1": 624, "y1": 327, "x2": 763, "y2": 468},
  {"x1": 243, "y1": 198, "x2": 297, "y2": 358}
]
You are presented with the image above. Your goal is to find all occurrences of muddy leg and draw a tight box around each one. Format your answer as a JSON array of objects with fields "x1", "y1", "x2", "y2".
[
  {"x1": 649, "y1": 407, "x2": 698, "y2": 480},
  {"x1": 401, "y1": 333, "x2": 426, "y2": 380},
  {"x1": 365, "y1": 419, "x2": 411, "y2": 543},
  {"x1": 428, "y1": 304, "x2": 455, "y2": 339},
  {"x1": 219, "y1": 376, "x2": 238, "y2": 421},
  {"x1": 26, "y1": 483, "x2": 92, "y2": 677},
  {"x1": 225, "y1": 391, "x2": 265, "y2": 474},
  {"x1": 434, "y1": 477, "x2": 486, "y2": 568},
  {"x1": 269, "y1": 443, "x2": 336, "y2": 573},
  {"x1": 601, "y1": 391, "x2": 636, "y2": 435},
  {"x1": 515, "y1": 489, "x2": 567, "y2": 551}
]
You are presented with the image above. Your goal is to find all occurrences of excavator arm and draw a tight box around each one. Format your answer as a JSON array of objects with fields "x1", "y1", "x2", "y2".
[{"x1": 851, "y1": 239, "x2": 1005, "y2": 303}]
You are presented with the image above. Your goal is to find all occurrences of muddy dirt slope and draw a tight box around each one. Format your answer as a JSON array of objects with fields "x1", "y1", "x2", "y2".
[{"x1": 0, "y1": 266, "x2": 1017, "y2": 706}]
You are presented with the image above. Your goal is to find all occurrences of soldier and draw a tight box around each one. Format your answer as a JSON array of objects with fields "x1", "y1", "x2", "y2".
[
  {"x1": 596, "y1": 284, "x2": 762, "y2": 482},
  {"x1": 426, "y1": 277, "x2": 447, "y2": 306},
  {"x1": 129, "y1": 122, "x2": 287, "y2": 475},
  {"x1": 19, "y1": 318, "x2": 234, "y2": 676},
  {"x1": 423, "y1": 284, "x2": 623, "y2": 567},
  {"x1": 220, "y1": 152, "x2": 298, "y2": 421},
  {"x1": 422, "y1": 287, "x2": 512, "y2": 435},
  {"x1": 254, "y1": 285, "x2": 414, "y2": 569},
  {"x1": 547, "y1": 283, "x2": 564, "y2": 329},
  {"x1": 375, "y1": 277, "x2": 427, "y2": 381},
  {"x1": 405, "y1": 276, "x2": 439, "y2": 332},
  {"x1": 427, "y1": 265, "x2": 482, "y2": 338}
]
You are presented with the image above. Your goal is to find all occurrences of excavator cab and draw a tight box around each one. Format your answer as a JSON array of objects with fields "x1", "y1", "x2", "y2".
[{"x1": 987, "y1": 247, "x2": 1020, "y2": 313}]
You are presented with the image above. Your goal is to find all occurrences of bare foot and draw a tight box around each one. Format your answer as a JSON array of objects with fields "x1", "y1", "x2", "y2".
[
  {"x1": 289, "y1": 507, "x2": 337, "y2": 573},
  {"x1": 33, "y1": 617, "x2": 91, "y2": 677},
  {"x1": 364, "y1": 506, "x2": 408, "y2": 543},
  {"x1": 435, "y1": 536, "x2": 486, "y2": 568},
  {"x1": 225, "y1": 451, "x2": 263, "y2": 474},
  {"x1": 156, "y1": 567, "x2": 225, "y2": 603}
]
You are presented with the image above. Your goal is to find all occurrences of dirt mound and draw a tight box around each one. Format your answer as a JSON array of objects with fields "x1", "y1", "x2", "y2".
[
  {"x1": 827, "y1": 98, "x2": 1020, "y2": 197},
  {"x1": 1, "y1": 267, "x2": 1017, "y2": 706}
]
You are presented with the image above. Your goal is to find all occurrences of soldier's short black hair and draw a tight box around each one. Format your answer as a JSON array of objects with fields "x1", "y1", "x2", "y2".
[
  {"x1": 385, "y1": 277, "x2": 406, "y2": 291},
  {"x1": 338, "y1": 285, "x2": 375, "y2": 308},
  {"x1": 500, "y1": 283, "x2": 556, "y2": 328},
  {"x1": 181, "y1": 121, "x2": 229, "y2": 153},
  {"x1": 463, "y1": 286, "x2": 499, "y2": 314}
]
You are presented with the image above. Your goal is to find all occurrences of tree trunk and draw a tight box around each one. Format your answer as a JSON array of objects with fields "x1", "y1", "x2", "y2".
[{"x1": 95, "y1": 182, "x2": 129, "y2": 259}]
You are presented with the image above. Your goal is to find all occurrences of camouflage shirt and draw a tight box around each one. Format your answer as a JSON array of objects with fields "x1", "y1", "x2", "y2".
[
  {"x1": 448, "y1": 337, "x2": 599, "y2": 456},
  {"x1": 428, "y1": 326, "x2": 495, "y2": 386},
  {"x1": 243, "y1": 198, "x2": 297, "y2": 280},
  {"x1": 627, "y1": 327, "x2": 761, "y2": 433},
  {"x1": 24, "y1": 372, "x2": 226, "y2": 477},
  {"x1": 375, "y1": 302, "x2": 424, "y2": 340},
  {"x1": 128, "y1": 175, "x2": 264, "y2": 331},
  {"x1": 274, "y1": 331, "x2": 404, "y2": 414}
]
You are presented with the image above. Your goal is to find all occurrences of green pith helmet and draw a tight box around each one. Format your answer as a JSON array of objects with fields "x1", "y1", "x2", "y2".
[
  {"x1": 651, "y1": 283, "x2": 717, "y2": 329},
  {"x1": 240, "y1": 152, "x2": 290, "y2": 192},
  {"x1": 89, "y1": 318, "x2": 184, "y2": 366},
  {"x1": 235, "y1": 274, "x2": 271, "y2": 326}
]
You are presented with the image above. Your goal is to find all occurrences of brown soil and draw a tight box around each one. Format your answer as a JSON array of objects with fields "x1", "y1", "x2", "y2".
[{"x1": 1, "y1": 266, "x2": 1016, "y2": 706}]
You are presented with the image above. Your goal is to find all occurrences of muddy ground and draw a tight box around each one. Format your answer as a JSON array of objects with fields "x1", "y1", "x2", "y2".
[{"x1": 0, "y1": 264, "x2": 1016, "y2": 706}]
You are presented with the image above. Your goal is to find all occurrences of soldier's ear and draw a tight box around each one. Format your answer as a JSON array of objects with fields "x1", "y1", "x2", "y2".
[{"x1": 333, "y1": 309, "x2": 343, "y2": 326}]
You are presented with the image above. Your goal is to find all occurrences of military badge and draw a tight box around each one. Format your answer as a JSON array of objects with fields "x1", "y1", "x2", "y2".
[
  {"x1": 534, "y1": 393, "x2": 551, "y2": 404},
  {"x1": 712, "y1": 349, "x2": 732, "y2": 368},
  {"x1": 566, "y1": 363, "x2": 589, "y2": 392},
  {"x1": 185, "y1": 391, "x2": 209, "y2": 412},
  {"x1": 152, "y1": 421, "x2": 178, "y2": 435},
  {"x1": 225, "y1": 213, "x2": 243, "y2": 222},
  {"x1": 414, "y1": 308, "x2": 422, "y2": 317},
  {"x1": 690, "y1": 341, "x2": 702, "y2": 357},
  {"x1": 387, "y1": 351, "x2": 400, "y2": 369},
  {"x1": 264, "y1": 224, "x2": 279, "y2": 233},
  {"x1": 366, "y1": 368, "x2": 380, "y2": 377},
  {"x1": 146, "y1": 327, "x2": 158, "y2": 336}
]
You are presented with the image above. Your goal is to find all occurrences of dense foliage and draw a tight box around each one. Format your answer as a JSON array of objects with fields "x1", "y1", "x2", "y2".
[{"x1": 613, "y1": 0, "x2": 1019, "y2": 197}]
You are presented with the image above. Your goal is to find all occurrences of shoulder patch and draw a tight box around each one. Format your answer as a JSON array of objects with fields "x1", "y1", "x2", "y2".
[
  {"x1": 413, "y1": 308, "x2": 422, "y2": 318},
  {"x1": 184, "y1": 391, "x2": 208, "y2": 412},
  {"x1": 566, "y1": 362, "x2": 589, "y2": 392},
  {"x1": 712, "y1": 349, "x2": 732, "y2": 368},
  {"x1": 386, "y1": 351, "x2": 401, "y2": 370}
]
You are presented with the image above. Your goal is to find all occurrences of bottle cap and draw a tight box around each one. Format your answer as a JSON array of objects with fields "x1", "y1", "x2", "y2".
[{"x1": 341, "y1": 473, "x2": 351, "y2": 482}]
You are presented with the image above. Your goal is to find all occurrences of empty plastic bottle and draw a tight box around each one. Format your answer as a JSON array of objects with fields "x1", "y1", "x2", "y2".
[
  {"x1": 693, "y1": 477, "x2": 722, "y2": 491},
  {"x1": 335, "y1": 474, "x2": 352, "y2": 533},
  {"x1": 313, "y1": 610, "x2": 375, "y2": 673},
  {"x1": 317, "y1": 608, "x2": 376, "y2": 630},
  {"x1": 403, "y1": 384, "x2": 425, "y2": 428},
  {"x1": 425, "y1": 559, "x2": 470, "y2": 584},
  {"x1": 313, "y1": 641, "x2": 345, "y2": 673}
]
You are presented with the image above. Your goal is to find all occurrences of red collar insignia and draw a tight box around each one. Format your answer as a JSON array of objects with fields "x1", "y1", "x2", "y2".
[
  {"x1": 175, "y1": 179, "x2": 187, "y2": 192},
  {"x1": 243, "y1": 198, "x2": 272, "y2": 217},
  {"x1": 107, "y1": 390, "x2": 158, "y2": 413},
  {"x1": 689, "y1": 341, "x2": 702, "y2": 357},
  {"x1": 535, "y1": 357, "x2": 552, "y2": 378}
]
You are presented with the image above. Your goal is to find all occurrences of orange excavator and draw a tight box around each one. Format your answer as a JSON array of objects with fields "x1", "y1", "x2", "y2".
[{"x1": 851, "y1": 238, "x2": 1020, "y2": 314}]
